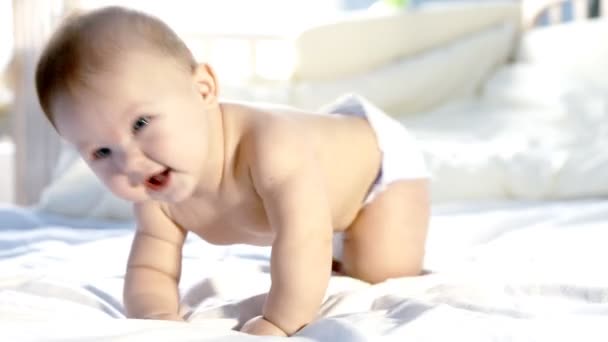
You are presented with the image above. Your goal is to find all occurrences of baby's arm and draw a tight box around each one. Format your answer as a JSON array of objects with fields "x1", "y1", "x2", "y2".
[
  {"x1": 247, "y1": 124, "x2": 333, "y2": 335},
  {"x1": 123, "y1": 201, "x2": 187, "y2": 321}
]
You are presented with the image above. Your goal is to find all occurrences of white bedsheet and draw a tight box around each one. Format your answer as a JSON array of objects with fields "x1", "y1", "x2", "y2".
[{"x1": 1, "y1": 200, "x2": 608, "y2": 341}]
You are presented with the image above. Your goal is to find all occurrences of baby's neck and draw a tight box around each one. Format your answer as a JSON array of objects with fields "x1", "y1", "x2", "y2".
[
  {"x1": 183, "y1": 102, "x2": 254, "y2": 202},
  {"x1": 190, "y1": 103, "x2": 227, "y2": 198}
]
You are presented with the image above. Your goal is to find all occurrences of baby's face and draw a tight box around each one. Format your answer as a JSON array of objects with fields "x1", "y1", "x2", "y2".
[{"x1": 53, "y1": 52, "x2": 212, "y2": 203}]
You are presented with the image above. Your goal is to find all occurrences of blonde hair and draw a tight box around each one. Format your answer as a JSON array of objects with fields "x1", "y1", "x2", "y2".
[{"x1": 35, "y1": 6, "x2": 197, "y2": 124}]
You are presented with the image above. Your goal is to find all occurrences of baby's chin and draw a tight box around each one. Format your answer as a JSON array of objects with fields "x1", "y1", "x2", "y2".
[
  {"x1": 114, "y1": 191, "x2": 189, "y2": 204},
  {"x1": 110, "y1": 191, "x2": 148, "y2": 204},
  {"x1": 148, "y1": 183, "x2": 198, "y2": 204},
  {"x1": 108, "y1": 187, "x2": 156, "y2": 204},
  {"x1": 147, "y1": 187, "x2": 194, "y2": 203}
]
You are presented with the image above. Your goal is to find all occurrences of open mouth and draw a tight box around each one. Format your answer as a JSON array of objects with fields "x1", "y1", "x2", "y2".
[{"x1": 145, "y1": 168, "x2": 171, "y2": 191}]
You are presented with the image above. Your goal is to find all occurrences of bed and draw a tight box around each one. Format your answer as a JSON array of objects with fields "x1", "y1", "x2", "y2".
[
  {"x1": 3, "y1": 0, "x2": 608, "y2": 341},
  {"x1": 3, "y1": 198, "x2": 608, "y2": 341}
]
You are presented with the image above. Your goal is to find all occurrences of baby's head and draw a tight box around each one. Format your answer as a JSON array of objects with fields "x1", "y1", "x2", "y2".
[
  {"x1": 36, "y1": 6, "x2": 199, "y2": 125},
  {"x1": 36, "y1": 6, "x2": 220, "y2": 203}
]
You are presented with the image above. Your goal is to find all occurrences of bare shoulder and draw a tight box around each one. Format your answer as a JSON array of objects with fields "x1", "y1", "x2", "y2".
[{"x1": 241, "y1": 107, "x2": 315, "y2": 191}]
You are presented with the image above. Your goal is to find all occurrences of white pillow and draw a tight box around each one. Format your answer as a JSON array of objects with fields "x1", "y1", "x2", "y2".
[
  {"x1": 289, "y1": 22, "x2": 516, "y2": 115},
  {"x1": 430, "y1": 20, "x2": 608, "y2": 202},
  {"x1": 293, "y1": 2, "x2": 520, "y2": 81},
  {"x1": 482, "y1": 63, "x2": 607, "y2": 121},
  {"x1": 517, "y1": 18, "x2": 608, "y2": 90},
  {"x1": 406, "y1": 59, "x2": 608, "y2": 203}
]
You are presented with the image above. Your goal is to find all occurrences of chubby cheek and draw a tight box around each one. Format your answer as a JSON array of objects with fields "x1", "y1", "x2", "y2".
[
  {"x1": 170, "y1": 135, "x2": 206, "y2": 170},
  {"x1": 150, "y1": 118, "x2": 208, "y2": 172}
]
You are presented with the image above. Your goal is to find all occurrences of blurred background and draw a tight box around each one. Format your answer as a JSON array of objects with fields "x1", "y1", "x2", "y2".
[
  {"x1": 0, "y1": 0, "x2": 454, "y2": 204},
  {"x1": 0, "y1": 0, "x2": 603, "y2": 207}
]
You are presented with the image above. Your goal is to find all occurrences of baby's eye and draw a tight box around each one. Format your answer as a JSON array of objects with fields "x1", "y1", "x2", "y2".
[
  {"x1": 92, "y1": 147, "x2": 112, "y2": 160},
  {"x1": 132, "y1": 116, "x2": 150, "y2": 134}
]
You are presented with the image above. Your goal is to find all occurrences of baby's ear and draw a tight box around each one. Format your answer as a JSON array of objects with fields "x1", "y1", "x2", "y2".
[{"x1": 193, "y1": 63, "x2": 219, "y2": 103}]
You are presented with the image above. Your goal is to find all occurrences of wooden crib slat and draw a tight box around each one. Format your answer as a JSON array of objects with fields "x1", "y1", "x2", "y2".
[
  {"x1": 12, "y1": 0, "x2": 63, "y2": 205},
  {"x1": 524, "y1": 0, "x2": 606, "y2": 30}
]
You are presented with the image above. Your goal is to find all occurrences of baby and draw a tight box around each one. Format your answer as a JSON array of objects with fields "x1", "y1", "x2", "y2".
[{"x1": 35, "y1": 6, "x2": 430, "y2": 337}]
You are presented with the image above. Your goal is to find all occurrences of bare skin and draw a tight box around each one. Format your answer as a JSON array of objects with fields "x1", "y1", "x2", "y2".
[{"x1": 51, "y1": 52, "x2": 429, "y2": 336}]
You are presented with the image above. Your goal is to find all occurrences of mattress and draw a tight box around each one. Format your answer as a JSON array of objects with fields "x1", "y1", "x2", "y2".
[{"x1": 1, "y1": 199, "x2": 607, "y2": 341}]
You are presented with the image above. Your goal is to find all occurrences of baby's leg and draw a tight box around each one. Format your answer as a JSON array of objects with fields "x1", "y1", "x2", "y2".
[{"x1": 340, "y1": 179, "x2": 429, "y2": 284}]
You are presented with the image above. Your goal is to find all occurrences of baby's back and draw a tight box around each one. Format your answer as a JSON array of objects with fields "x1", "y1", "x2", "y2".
[{"x1": 251, "y1": 105, "x2": 382, "y2": 230}]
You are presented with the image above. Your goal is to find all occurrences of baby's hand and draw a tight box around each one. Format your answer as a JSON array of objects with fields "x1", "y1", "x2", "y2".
[{"x1": 241, "y1": 316, "x2": 288, "y2": 337}]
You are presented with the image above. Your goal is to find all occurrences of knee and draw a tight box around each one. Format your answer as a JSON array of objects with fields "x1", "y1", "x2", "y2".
[{"x1": 343, "y1": 257, "x2": 423, "y2": 284}]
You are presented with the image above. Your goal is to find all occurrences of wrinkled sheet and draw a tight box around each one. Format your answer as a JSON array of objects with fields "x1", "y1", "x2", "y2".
[{"x1": 1, "y1": 200, "x2": 608, "y2": 341}]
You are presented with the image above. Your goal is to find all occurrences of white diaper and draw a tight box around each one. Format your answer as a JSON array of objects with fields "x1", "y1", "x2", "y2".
[
  {"x1": 324, "y1": 94, "x2": 429, "y2": 203},
  {"x1": 323, "y1": 94, "x2": 429, "y2": 261}
]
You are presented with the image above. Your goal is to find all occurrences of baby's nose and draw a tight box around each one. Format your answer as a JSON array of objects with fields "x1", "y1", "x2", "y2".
[{"x1": 114, "y1": 149, "x2": 147, "y2": 184}]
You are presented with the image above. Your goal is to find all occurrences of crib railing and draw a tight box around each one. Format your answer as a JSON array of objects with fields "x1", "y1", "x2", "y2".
[{"x1": 523, "y1": 0, "x2": 606, "y2": 29}]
